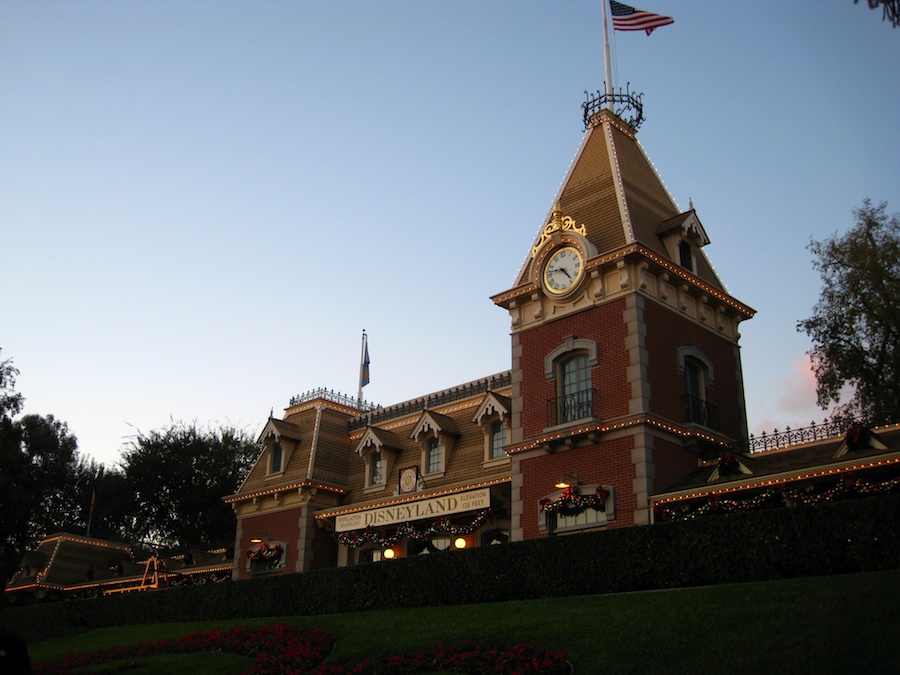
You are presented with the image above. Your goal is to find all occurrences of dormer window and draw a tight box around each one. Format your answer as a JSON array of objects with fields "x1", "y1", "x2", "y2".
[
  {"x1": 270, "y1": 441, "x2": 283, "y2": 474},
  {"x1": 426, "y1": 438, "x2": 442, "y2": 474},
  {"x1": 355, "y1": 426, "x2": 402, "y2": 493},
  {"x1": 472, "y1": 391, "x2": 512, "y2": 466},
  {"x1": 257, "y1": 418, "x2": 301, "y2": 478},
  {"x1": 410, "y1": 410, "x2": 459, "y2": 478},
  {"x1": 678, "y1": 239, "x2": 693, "y2": 272},
  {"x1": 369, "y1": 450, "x2": 384, "y2": 486},
  {"x1": 658, "y1": 210, "x2": 710, "y2": 275},
  {"x1": 490, "y1": 421, "x2": 506, "y2": 460}
]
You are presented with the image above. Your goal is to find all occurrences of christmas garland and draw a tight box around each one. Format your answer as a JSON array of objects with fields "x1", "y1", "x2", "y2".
[
  {"x1": 659, "y1": 475, "x2": 900, "y2": 522},
  {"x1": 335, "y1": 509, "x2": 491, "y2": 548},
  {"x1": 248, "y1": 543, "x2": 284, "y2": 561},
  {"x1": 539, "y1": 486, "x2": 608, "y2": 517}
]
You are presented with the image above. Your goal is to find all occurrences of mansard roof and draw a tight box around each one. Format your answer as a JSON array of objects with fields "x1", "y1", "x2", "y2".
[{"x1": 515, "y1": 109, "x2": 725, "y2": 291}]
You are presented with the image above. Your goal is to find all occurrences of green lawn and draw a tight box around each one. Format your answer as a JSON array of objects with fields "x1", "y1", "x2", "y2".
[{"x1": 28, "y1": 570, "x2": 900, "y2": 673}]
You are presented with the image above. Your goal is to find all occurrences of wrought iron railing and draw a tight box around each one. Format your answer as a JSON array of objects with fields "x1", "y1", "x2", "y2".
[
  {"x1": 547, "y1": 388, "x2": 597, "y2": 427},
  {"x1": 747, "y1": 418, "x2": 848, "y2": 454},
  {"x1": 683, "y1": 394, "x2": 720, "y2": 432},
  {"x1": 347, "y1": 372, "x2": 512, "y2": 431},
  {"x1": 288, "y1": 388, "x2": 380, "y2": 412}
]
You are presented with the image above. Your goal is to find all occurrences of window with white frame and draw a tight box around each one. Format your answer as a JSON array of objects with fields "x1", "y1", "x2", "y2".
[
  {"x1": 270, "y1": 441, "x2": 283, "y2": 474},
  {"x1": 369, "y1": 450, "x2": 384, "y2": 486},
  {"x1": 489, "y1": 420, "x2": 507, "y2": 460},
  {"x1": 559, "y1": 352, "x2": 592, "y2": 423},
  {"x1": 544, "y1": 337, "x2": 599, "y2": 428},
  {"x1": 539, "y1": 485, "x2": 614, "y2": 535},
  {"x1": 426, "y1": 437, "x2": 442, "y2": 474}
]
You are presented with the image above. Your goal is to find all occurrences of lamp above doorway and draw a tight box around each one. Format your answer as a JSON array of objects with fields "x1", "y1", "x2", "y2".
[
  {"x1": 250, "y1": 531, "x2": 271, "y2": 544},
  {"x1": 555, "y1": 470, "x2": 580, "y2": 490}
]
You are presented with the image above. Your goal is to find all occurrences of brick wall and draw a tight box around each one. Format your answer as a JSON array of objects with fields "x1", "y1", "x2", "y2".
[
  {"x1": 643, "y1": 301, "x2": 746, "y2": 440},
  {"x1": 518, "y1": 299, "x2": 629, "y2": 438},
  {"x1": 519, "y1": 433, "x2": 637, "y2": 539},
  {"x1": 236, "y1": 507, "x2": 304, "y2": 580}
]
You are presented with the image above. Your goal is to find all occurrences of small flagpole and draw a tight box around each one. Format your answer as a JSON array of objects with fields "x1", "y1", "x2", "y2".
[
  {"x1": 86, "y1": 488, "x2": 96, "y2": 537},
  {"x1": 357, "y1": 330, "x2": 368, "y2": 405},
  {"x1": 602, "y1": 0, "x2": 615, "y2": 110}
]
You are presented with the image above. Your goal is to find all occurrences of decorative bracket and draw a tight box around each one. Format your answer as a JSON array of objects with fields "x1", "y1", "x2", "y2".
[{"x1": 532, "y1": 203, "x2": 587, "y2": 257}]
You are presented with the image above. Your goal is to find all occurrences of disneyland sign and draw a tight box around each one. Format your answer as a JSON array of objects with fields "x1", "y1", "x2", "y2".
[{"x1": 335, "y1": 488, "x2": 491, "y2": 533}]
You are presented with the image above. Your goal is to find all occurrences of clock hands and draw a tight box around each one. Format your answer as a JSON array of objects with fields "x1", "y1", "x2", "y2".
[{"x1": 547, "y1": 266, "x2": 573, "y2": 280}]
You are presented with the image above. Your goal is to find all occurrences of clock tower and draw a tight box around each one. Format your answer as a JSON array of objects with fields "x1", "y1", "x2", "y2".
[{"x1": 493, "y1": 98, "x2": 755, "y2": 540}]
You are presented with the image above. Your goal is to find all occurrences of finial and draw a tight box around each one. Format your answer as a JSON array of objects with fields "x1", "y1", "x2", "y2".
[{"x1": 689, "y1": 197, "x2": 694, "y2": 211}]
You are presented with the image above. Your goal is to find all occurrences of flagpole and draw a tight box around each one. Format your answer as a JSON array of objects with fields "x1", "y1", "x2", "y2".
[
  {"x1": 86, "y1": 488, "x2": 95, "y2": 537},
  {"x1": 602, "y1": 0, "x2": 615, "y2": 111},
  {"x1": 357, "y1": 330, "x2": 368, "y2": 405}
]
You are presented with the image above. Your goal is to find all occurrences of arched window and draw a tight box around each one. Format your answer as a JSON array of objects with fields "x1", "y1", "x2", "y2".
[
  {"x1": 559, "y1": 352, "x2": 592, "y2": 423},
  {"x1": 544, "y1": 337, "x2": 599, "y2": 428},
  {"x1": 678, "y1": 346, "x2": 718, "y2": 430}
]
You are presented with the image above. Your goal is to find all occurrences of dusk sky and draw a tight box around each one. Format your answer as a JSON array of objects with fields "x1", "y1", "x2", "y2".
[{"x1": 3, "y1": 1, "x2": 898, "y2": 467}]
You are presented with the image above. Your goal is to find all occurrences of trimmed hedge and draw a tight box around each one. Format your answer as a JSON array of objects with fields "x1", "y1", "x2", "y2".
[{"x1": 3, "y1": 493, "x2": 899, "y2": 638}]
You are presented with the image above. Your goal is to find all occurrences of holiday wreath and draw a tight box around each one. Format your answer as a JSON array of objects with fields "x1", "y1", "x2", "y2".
[{"x1": 539, "y1": 486, "x2": 608, "y2": 517}]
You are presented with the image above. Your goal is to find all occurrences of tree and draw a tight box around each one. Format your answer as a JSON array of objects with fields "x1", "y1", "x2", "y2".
[
  {"x1": 119, "y1": 421, "x2": 257, "y2": 549},
  {"x1": 797, "y1": 200, "x2": 900, "y2": 425},
  {"x1": 0, "y1": 352, "x2": 27, "y2": 572},
  {"x1": 855, "y1": 0, "x2": 900, "y2": 28},
  {"x1": 0, "y1": 350, "x2": 102, "y2": 573}
]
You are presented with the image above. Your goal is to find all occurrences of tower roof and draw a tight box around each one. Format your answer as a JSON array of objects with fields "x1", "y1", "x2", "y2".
[{"x1": 515, "y1": 108, "x2": 725, "y2": 291}]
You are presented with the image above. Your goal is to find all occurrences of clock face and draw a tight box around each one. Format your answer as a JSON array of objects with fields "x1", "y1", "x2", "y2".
[{"x1": 542, "y1": 246, "x2": 584, "y2": 295}]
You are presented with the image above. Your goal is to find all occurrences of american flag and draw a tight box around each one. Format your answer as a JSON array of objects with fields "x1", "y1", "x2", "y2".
[{"x1": 610, "y1": 1, "x2": 674, "y2": 35}]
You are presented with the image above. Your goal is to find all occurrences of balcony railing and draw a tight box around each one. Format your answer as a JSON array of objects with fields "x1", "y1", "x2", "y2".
[
  {"x1": 547, "y1": 388, "x2": 597, "y2": 427},
  {"x1": 683, "y1": 394, "x2": 720, "y2": 431}
]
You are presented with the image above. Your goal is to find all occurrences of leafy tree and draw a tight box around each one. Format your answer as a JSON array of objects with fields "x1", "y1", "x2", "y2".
[
  {"x1": 0, "y1": 351, "x2": 103, "y2": 574},
  {"x1": 0, "y1": 352, "x2": 27, "y2": 572},
  {"x1": 119, "y1": 421, "x2": 256, "y2": 549},
  {"x1": 797, "y1": 200, "x2": 900, "y2": 425},
  {"x1": 855, "y1": 0, "x2": 900, "y2": 28}
]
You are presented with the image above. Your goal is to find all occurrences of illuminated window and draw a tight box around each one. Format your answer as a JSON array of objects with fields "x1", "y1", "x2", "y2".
[{"x1": 369, "y1": 450, "x2": 384, "y2": 486}]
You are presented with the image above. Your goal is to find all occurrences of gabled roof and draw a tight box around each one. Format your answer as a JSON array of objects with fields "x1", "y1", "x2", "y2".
[
  {"x1": 256, "y1": 417, "x2": 303, "y2": 443},
  {"x1": 471, "y1": 391, "x2": 512, "y2": 426},
  {"x1": 657, "y1": 209, "x2": 710, "y2": 246},
  {"x1": 515, "y1": 109, "x2": 724, "y2": 291},
  {"x1": 410, "y1": 409, "x2": 460, "y2": 442},
  {"x1": 355, "y1": 425, "x2": 404, "y2": 456}
]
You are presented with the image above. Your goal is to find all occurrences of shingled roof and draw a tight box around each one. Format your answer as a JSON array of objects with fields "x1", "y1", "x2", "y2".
[{"x1": 515, "y1": 109, "x2": 724, "y2": 291}]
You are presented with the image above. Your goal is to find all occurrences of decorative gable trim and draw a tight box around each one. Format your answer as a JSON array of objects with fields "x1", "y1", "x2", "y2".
[
  {"x1": 834, "y1": 425, "x2": 888, "y2": 459},
  {"x1": 471, "y1": 392, "x2": 511, "y2": 426},
  {"x1": 658, "y1": 210, "x2": 710, "y2": 247},
  {"x1": 257, "y1": 418, "x2": 302, "y2": 477},
  {"x1": 707, "y1": 450, "x2": 755, "y2": 482},
  {"x1": 409, "y1": 410, "x2": 460, "y2": 442},
  {"x1": 354, "y1": 426, "x2": 403, "y2": 457}
]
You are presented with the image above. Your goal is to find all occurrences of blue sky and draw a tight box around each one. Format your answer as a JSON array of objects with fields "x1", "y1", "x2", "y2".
[{"x1": 2, "y1": 1, "x2": 898, "y2": 467}]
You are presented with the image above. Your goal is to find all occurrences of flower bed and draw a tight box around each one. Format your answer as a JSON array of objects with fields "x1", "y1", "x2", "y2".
[{"x1": 32, "y1": 624, "x2": 570, "y2": 674}]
